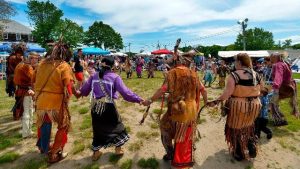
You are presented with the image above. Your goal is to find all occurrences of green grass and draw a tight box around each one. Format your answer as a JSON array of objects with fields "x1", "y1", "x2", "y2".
[
  {"x1": 0, "y1": 152, "x2": 20, "y2": 164},
  {"x1": 136, "y1": 131, "x2": 159, "y2": 140},
  {"x1": 79, "y1": 107, "x2": 89, "y2": 114},
  {"x1": 22, "y1": 158, "x2": 48, "y2": 169},
  {"x1": 80, "y1": 115, "x2": 92, "y2": 130},
  {"x1": 72, "y1": 140, "x2": 85, "y2": 155},
  {"x1": 197, "y1": 118, "x2": 207, "y2": 124},
  {"x1": 275, "y1": 85, "x2": 300, "y2": 132},
  {"x1": 81, "y1": 129, "x2": 93, "y2": 138},
  {"x1": 137, "y1": 157, "x2": 159, "y2": 169},
  {"x1": 125, "y1": 125, "x2": 131, "y2": 133},
  {"x1": 149, "y1": 123, "x2": 159, "y2": 129},
  {"x1": 83, "y1": 163, "x2": 99, "y2": 169},
  {"x1": 0, "y1": 133, "x2": 22, "y2": 150},
  {"x1": 109, "y1": 154, "x2": 123, "y2": 164},
  {"x1": 0, "y1": 81, "x2": 14, "y2": 110},
  {"x1": 120, "y1": 159, "x2": 133, "y2": 169},
  {"x1": 152, "y1": 109, "x2": 161, "y2": 114},
  {"x1": 128, "y1": 140, "x2": 143, "y2": 152},
  {"x1": 292, "y1": 73, "x2": 300, "y2": 79},
  {"x1": 245, "y1": 165, "x2": 254, "y2": 169}
]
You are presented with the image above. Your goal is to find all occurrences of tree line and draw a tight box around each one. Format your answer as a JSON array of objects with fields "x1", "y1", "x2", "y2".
[{"x1": 180, "y1": 27, "x2": 300, "y2": 57}]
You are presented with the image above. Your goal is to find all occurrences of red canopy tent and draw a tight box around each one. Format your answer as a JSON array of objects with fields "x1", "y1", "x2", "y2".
[{"x1": 151, "y1": 49, "x2": 173, "y2": 55}]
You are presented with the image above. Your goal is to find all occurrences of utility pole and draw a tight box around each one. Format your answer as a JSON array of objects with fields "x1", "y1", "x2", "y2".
[
  {"x1": 157, "y1": 41, "x2": 160, "y2": 49},
  {"x1": 238, "y1": 18, "x2": 248, "y2": 51},
  {"x1": 128, "y1": 43, "x2": 131, "y2": 53}
]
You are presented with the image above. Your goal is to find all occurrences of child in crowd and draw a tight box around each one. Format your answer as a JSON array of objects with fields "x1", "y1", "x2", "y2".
[{"x1": 255, "y1": 87, "x2": 273, "y2": 139}]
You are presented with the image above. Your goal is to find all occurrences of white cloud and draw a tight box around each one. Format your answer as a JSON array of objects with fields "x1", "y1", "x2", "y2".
[
  {"x1": 9, "y1": 0, "x2": 300, "y2": 36},
  {"x1": 61, "y1": 0, "x2": 300, "y2": 35},
  {"x1": 178, "y1": 25, "x2": 241, "y2": 37},
  {"x1": 7, "y1": 0, "x2": 27, "y2": 4},
  {"x1": 278, "y1": 35, "x2": 300, "y2": 44}
]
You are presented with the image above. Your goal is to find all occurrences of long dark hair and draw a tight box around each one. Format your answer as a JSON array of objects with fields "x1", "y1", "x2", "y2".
[{"x1": 98, "y1": 66, "x2": 111, "y2": 79}]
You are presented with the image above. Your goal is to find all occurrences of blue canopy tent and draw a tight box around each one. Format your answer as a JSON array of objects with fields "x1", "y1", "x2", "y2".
[{"x1": 82, "y1": 47, "x2": 110, "y2": 55}]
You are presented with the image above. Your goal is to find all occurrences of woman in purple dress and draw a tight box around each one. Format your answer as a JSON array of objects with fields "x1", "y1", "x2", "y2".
[{"x1": 74, "y1": 57, "x2": 143, "y2": 161}]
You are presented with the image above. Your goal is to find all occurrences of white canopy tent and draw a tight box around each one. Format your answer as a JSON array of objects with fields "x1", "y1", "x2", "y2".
[
  {"x1": 137, "y1": 52, "x2": 152, "y2": 56},
  {"x1": 218, "y1": 51, "x2": 270, "y2": 58},
  {"x1": 109, "y1": 52, "x2": 128, "y2": 57}
]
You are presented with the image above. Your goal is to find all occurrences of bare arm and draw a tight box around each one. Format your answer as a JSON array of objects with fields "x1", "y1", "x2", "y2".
[
  {"x1": 201, "y1": 89, "x2": 208, "y2": 105},
  {"x1": 217, "y1": 75, "x2": 235, "y2": 101}
]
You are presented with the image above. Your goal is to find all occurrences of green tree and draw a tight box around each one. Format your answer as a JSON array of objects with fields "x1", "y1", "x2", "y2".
[
  {"x1": 26, "y1": 0, "x2": 63, "y2": 48},
  {"x1": 84, "y1": 21, "x2": 123, "y2": 50},
  {"x1": 0, "y1": 0, "x2": 16, "y2": 40},
  {"x1": 52, "y1": 19, "x2": 84, "y2": 48},
  {"x1": 234, "y1": 27, "x2": 274, "y2": 50},
  {"x1": 282, "y1": 39, "x2": 292, "y2": 49},
  {"x1": 179, "y1": 45, "x2": 193, "y2": 52},
  {"x1": 224, "y1": 44, "x2": 236, "y2": 51},
  {"x1": 292, "y1": 43, "x2": 300, "y2": 49},
  {"x1": 0, "y1": 0, "x2": 16, "y2": 20},
  {"x1": 195, "y1": 45, "x2": 225, "y2": 58}
]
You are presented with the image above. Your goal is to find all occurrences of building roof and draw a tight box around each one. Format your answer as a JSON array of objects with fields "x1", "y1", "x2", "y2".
[
  {"x1": 268, "y1": 49, "x2": 300, "y2": 60},
  {"x1": 0, "y1": 20, "x2": 32, "y2": 35}
]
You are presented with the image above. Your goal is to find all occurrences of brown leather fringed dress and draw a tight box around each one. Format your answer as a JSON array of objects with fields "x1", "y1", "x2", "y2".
[
  {"x1": 160, "y1": 65, "x2": 201, "y2": 168},
  {"x1": 225, "y1": 70, "x2": 262, "y2": 159}
]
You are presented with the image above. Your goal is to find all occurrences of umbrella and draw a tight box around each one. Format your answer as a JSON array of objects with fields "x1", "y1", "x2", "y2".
[
  {"x1": 151, "y1": 49, "x2": 173, "y2": 55},
  {"x1": 0, "y1": 44, "x2": 11, "y2": 52},
  {"x1": 82, "y1": 47, "x2": 110, "y2": 55},
  {"x1": 27, "y1": 44, "x2": 46, "y2": 53}
]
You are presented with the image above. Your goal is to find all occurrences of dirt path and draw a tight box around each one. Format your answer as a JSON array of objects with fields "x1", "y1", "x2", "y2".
[{"x1": 0, "y1": 76, "x2": 300, "y2": 169}]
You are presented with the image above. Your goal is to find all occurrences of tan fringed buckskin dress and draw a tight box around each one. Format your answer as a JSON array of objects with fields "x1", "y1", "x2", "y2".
[{"x1": 225, "y1": 69, "x2": 262, "y2": 160}]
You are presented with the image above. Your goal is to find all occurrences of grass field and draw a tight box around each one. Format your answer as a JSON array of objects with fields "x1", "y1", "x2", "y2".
[{"x1": 0, "y1": 72, "x2": 299, "y2": 169}]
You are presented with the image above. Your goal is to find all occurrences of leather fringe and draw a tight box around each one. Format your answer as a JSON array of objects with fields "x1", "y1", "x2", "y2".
[
  {"x1": 174, "y1": 121, "x2": 196, "y2": 143},
  {"x1": 225, "y1": 124, "x2": 257, "y2": 159}
]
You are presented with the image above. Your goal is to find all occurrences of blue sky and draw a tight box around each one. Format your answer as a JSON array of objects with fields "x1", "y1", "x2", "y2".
[{"x1": 8, "y1": 0, "x2": 300, "y2": 52}]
